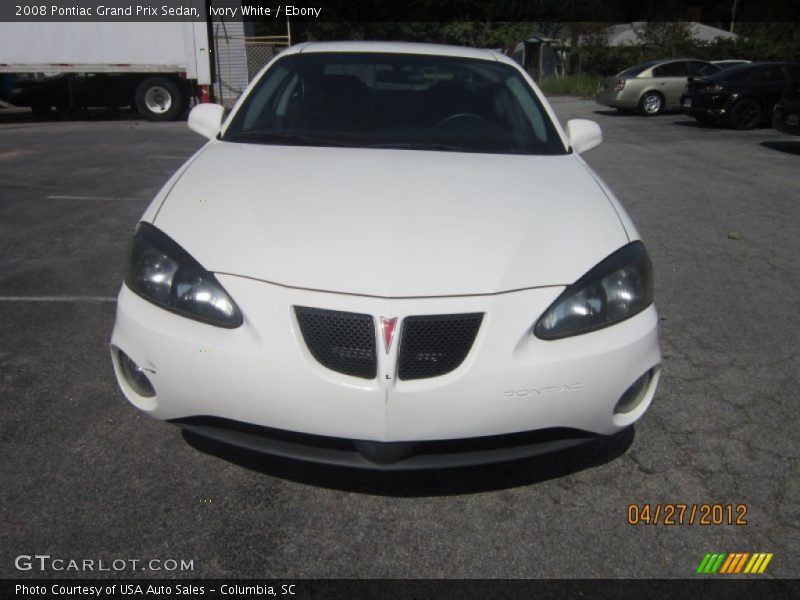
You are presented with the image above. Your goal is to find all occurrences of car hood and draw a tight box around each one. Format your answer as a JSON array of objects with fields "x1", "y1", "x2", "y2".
[{"x1": 153, "y1": 141, "x2": 629, "y2": 297}]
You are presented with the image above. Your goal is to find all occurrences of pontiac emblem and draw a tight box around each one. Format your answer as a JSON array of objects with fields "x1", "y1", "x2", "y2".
[{"x1": 379, "y1": 317, "x2": 398, "y2": 353}]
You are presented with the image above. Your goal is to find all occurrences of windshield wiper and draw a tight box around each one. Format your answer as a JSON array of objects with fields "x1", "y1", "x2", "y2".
[
  {"x1": 224, "y1": 130, "x2": 356, "y2": 147},
  {"x1": 367, "y1": 141, "x2": 477, "y2": 152}
]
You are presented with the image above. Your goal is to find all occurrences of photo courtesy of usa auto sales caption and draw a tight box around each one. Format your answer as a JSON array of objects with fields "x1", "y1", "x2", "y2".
[{"x1": 110, "y1": 41, "x2": 661, "y2": 470}]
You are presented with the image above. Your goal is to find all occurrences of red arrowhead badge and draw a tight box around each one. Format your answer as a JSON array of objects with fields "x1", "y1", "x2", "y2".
[{"x1": 379, "y1": 317, "x2": 398, "y2": 354}]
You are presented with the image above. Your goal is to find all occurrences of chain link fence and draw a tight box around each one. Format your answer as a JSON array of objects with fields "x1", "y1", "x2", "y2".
[
  {"x1": 245, "y1": 41, "x2": 285, "y2": 80},
  {"x1": 212, "y1": 33, "x2": 289, "y2": 106}
]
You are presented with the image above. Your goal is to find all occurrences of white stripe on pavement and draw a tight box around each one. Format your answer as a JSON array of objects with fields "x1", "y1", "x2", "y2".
[
  {"x1": 0, "y1": 295, "x2": 117, "y2": 302},
  {"x1": 46, "y1": 195, "x2": 138, "y2": 201}
]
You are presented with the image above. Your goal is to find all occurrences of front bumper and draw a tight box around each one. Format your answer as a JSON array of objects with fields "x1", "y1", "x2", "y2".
[
  {"x1": 111, "y1": 275, "x2": 661, "y2": 466},
  {"x1": 175, "y1": 416, "x2": 605, "y2": 470},
  {"x1": 773, "y1": 104, "x2": 800, "y2": 136}
]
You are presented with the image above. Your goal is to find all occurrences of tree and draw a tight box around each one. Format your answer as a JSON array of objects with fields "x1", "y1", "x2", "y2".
[{"x1": 634, "y1": 22, "x2": 693, "y2": 57}]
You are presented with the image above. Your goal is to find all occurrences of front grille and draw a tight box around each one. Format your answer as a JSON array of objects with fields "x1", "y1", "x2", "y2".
[
  {"x1": 398, "y1": 313, "x2": 483, "y2": 380},
  {"x1": 295, "y1": 306, "x2": 376, "y2": 379}
]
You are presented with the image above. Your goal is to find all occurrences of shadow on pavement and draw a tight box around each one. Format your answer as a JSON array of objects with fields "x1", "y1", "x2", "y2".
[
  {"x1": 182, "y1": 426, "x2": 635, "y2": 497},
  {"x1": 0, "y1": 107, "x2": 154, "y2": 124},
  {"x1": 759, "y1": 140, "x2": 800, "y2": 156},
  {"x1": 671, "y1": 119, "x2": 720, "y2": 128},
  {"x1": 593, "y1": 109, "x2": 632, "y2": 117}
]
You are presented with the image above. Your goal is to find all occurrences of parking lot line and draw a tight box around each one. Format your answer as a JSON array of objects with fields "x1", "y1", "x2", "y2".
[
  {"x1": 0, "y1": 295, "x2": 116, "y2": 302},
  {"x1": 45, "y1": 195, "x2": 140, "y2": 201}
]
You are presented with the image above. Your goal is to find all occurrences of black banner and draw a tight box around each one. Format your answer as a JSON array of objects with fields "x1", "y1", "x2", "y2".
[
  {"x1": 1, "y1": 0, "x2": 799, "y2": 22},
  {"x1": 2, "y1": 579, "x2": 800, "y2": 600}
]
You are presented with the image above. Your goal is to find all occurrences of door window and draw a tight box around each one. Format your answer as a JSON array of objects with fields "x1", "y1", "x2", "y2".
[{"x1": 653, "y1": 62, "x2": 689, "y2": 77}]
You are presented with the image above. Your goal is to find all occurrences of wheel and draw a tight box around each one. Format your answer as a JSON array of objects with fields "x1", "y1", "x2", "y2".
[
  {"x1": 134, "y1": 77, "x2": 183, "y2": 121},
  {"x1": 639, "y1": 92, "x2": 664, "y2": 116},
  {"x1": 728, "y1": 98, "x2": 762, "y2": 130}
]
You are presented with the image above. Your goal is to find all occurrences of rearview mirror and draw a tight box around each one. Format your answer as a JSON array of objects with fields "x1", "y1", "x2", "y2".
[
  {"x1": 188, "y1": 103, "x2": 225, "y2": 140},
  {"x1": 566, "y1": 119, "x2": 602, "y2": 154}
]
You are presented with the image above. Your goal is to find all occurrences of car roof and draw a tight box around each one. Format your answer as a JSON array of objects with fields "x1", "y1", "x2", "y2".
[
  {"x1": 283, "y1": 41, "x2": 503, "y2": 63},
  {"x1": 645, "y1": 58, "x2": 700, "y2": 64},
  {"x1": 621, "y1": 58, "x2": 710, "y2": 77},
  {"x1": 711, "y1": 61, "x2": 800, "y2": 77},
  {"x1": 745, "y1": 61, "x2": 800, "y2": 67}
]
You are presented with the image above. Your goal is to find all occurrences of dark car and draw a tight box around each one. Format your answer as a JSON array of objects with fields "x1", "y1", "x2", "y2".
[
  {"x1": 681, "y1": 62, "x2": 800, "y2": 129},
  {"x1": 7, "y1": 72, "x2": 189, "y2": 120},
  {"x1": 772, "y1": 82, "x2": 800, "y2": 136}
]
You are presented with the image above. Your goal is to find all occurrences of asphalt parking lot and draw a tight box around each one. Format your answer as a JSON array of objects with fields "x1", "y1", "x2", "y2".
[{"x1": 1, "y1": 99, "x2": 798, "y2": 579}]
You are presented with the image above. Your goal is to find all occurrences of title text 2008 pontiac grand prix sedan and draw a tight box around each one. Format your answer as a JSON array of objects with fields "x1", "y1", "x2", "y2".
[{"x1": 110, "y1": 42, "x2": 661, "y2": 470}]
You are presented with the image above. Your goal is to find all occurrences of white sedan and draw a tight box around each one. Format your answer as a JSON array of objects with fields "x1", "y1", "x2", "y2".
[{"x1": 110, "y1": 42, "x2": 661, "y2": 469}]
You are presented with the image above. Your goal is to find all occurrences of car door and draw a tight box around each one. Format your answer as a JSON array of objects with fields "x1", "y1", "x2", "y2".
[
  {"x1": 748, "y1": 66, "x2": 789, "y2": 108},
  {"x1": 652, "y1": 61, "x2": 690, "y2": 108},
  {"x1": 786, "y1": 64, "x2": 800, "y2": 84}
]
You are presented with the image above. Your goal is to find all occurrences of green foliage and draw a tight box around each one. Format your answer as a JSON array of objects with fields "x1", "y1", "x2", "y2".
[
  {"x1": 283, "y1": 21, "x2": 539, "y2": 50},
  {"x1": 438, "y1": 22, "x2": 537, "y2": 48},
  {"x1": 538, "y1": 74, "x2": 601, "y2": 97},
  {"x1": 574, "y1": 22, "x2": 800, "y2": 76},
  {"x1": 634, "y1": 22, "x2": 694, "y2": 56},
  {"x1": 259, "y1": 19, "x2": 800, "y2": 78}
]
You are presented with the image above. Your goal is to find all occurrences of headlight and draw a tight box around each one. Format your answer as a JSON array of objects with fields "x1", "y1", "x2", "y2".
[
  {"x1": 534, "y1": 241, "x2": 653, "y2": 340},
  {"x1": 124, "y1": 222, "x2": 243, "y2": 328}
]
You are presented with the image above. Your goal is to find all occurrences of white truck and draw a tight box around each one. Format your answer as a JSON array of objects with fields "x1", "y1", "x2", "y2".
[{"x1": 0, "y1": 15, "x2": 212, "y2": 120}]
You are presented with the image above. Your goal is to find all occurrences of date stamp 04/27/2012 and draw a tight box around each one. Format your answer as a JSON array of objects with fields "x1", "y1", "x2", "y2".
[{"x1": 627, "y1": 503, "x2": 748, "y2": 526}]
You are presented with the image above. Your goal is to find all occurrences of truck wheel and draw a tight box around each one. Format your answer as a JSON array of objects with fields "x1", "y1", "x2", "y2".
[{"x1": 135, "y1": 77, "x2": 182, "y2": 121}]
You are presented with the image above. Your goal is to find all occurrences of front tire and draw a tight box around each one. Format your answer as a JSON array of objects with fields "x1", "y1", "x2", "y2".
[
  {"x1": 134, "y1": 77, "x2": 183, "y2": 121},
  {"x1": 728, "y1": 98, "x2": 762, "y2": 130},
  {"x1": 639, "y1": 92, "x2": 664, "y2": 116}
]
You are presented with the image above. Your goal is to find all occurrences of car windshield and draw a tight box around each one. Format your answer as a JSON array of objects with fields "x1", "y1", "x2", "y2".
[
  {"x1": 618, "y1": 61, "x2": 658, "y2": 77},
  {"x1": 222, "y1": 52, "x2": 567, "y2": 155}
]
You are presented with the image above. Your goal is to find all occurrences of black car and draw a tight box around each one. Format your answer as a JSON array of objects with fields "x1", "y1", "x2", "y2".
[
  {"x1": 772, "y1": 82, "x2": 800, "y2": 136},
  {"x1": 680, "y1": 62, "x2": 800, "y2": 129}
]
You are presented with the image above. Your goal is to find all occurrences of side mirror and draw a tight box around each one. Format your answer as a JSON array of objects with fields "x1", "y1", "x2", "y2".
[
  {"x1": 566, "y1": 119, "x2": 602, "y2": 154},
  {"x1": 188, "y1": 103, "x2": 225, "y2": 140}
]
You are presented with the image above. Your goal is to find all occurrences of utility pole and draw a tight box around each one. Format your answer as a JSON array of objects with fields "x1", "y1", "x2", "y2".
[{"x1": 730, "y1": 0, "x2": 739, "y2": 33}]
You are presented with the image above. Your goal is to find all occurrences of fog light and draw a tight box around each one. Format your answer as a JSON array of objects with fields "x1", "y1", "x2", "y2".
[
  {"x1": 118, "y1": 350, "x2": 155, "y2": 397},
  {"x1": 614, "y1": 369, "x2": 653, "y2": 415}
]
